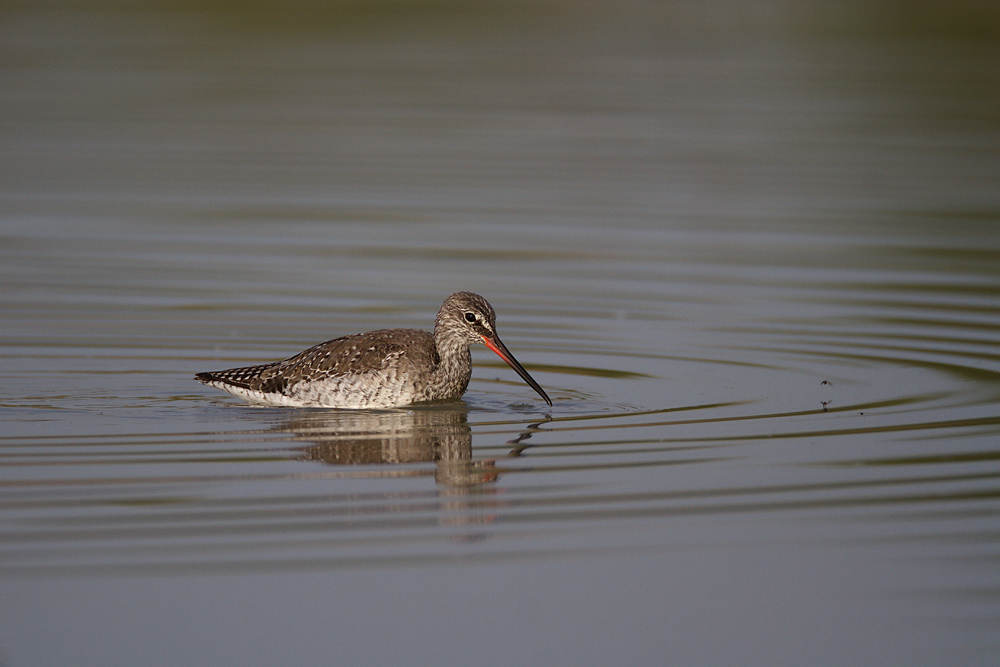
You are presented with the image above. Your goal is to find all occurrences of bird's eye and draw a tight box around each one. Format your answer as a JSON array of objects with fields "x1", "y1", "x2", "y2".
[{"x1": 464, "y1": 312, "x2": 478, "y2": 323}]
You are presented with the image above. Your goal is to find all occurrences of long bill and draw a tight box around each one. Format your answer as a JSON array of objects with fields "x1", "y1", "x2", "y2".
[{"x1": 480, "y1": 335, "x2": 552, "y2": 407}]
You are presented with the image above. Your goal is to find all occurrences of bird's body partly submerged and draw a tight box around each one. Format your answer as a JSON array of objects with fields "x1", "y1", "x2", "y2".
[{"x1": 195, "y1": 292, "x2": 551, "y2": 409}]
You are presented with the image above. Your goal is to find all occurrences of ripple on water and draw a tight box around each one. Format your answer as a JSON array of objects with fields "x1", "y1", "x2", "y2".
[{"x1": 0, "y1": 228, "x2": 997, "y2": 667}]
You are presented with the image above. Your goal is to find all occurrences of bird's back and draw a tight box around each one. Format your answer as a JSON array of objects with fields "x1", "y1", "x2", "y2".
[{"x1": 197, "y1": 328, "x2": 446, "y2": 408}]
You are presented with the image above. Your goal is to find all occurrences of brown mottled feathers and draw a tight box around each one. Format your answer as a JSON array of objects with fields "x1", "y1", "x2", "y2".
[
  {"x1": 197, "y1": 329, "x2": 439, "y2": 396},
  {"x1": 195, "y1": 291, "x2": 550, "y2": 408}
]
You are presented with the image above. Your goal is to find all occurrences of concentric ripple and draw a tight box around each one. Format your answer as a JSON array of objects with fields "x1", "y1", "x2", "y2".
[{"x1": 3, "y1": 230, "x2": 999, "y2": 585}]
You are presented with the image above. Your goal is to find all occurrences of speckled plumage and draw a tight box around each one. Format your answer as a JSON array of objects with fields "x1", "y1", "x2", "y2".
[{"x1": 195, "y1": 292, "x2": 552, "y2": 409}]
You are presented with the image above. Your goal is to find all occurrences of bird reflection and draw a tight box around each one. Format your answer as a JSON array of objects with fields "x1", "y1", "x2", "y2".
[
  {"x1": 275, "y1": 406, "x2": 500, "y2": 539},
  {"x1": 273, "y1": 408, "x2": 551, "y2": 540},
  {"x1": 281, "y1": 406, "x2": 497, "y2": 488},
  {"x1": 505, "y1": 418, "x2": 549, "y2": 457}
]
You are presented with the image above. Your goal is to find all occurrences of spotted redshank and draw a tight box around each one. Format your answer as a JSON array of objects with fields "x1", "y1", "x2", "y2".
[{"x1": 195, "y1": 292, "x2": 552, "y2": 409}]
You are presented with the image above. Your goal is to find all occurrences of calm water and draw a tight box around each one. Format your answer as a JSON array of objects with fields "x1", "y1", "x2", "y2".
[{"x1": 2, "y1": 2, "x2": 1000, "y2": 665}]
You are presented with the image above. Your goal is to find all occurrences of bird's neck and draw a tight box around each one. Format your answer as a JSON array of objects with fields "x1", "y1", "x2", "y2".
[{"x1": 429, "y1": 327, "x2": 473, "y2": 396}]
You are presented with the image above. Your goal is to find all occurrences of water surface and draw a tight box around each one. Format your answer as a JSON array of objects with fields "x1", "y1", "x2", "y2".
[{"x1": 2, "y1": 2, "x2": 999, "y2": 665}]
